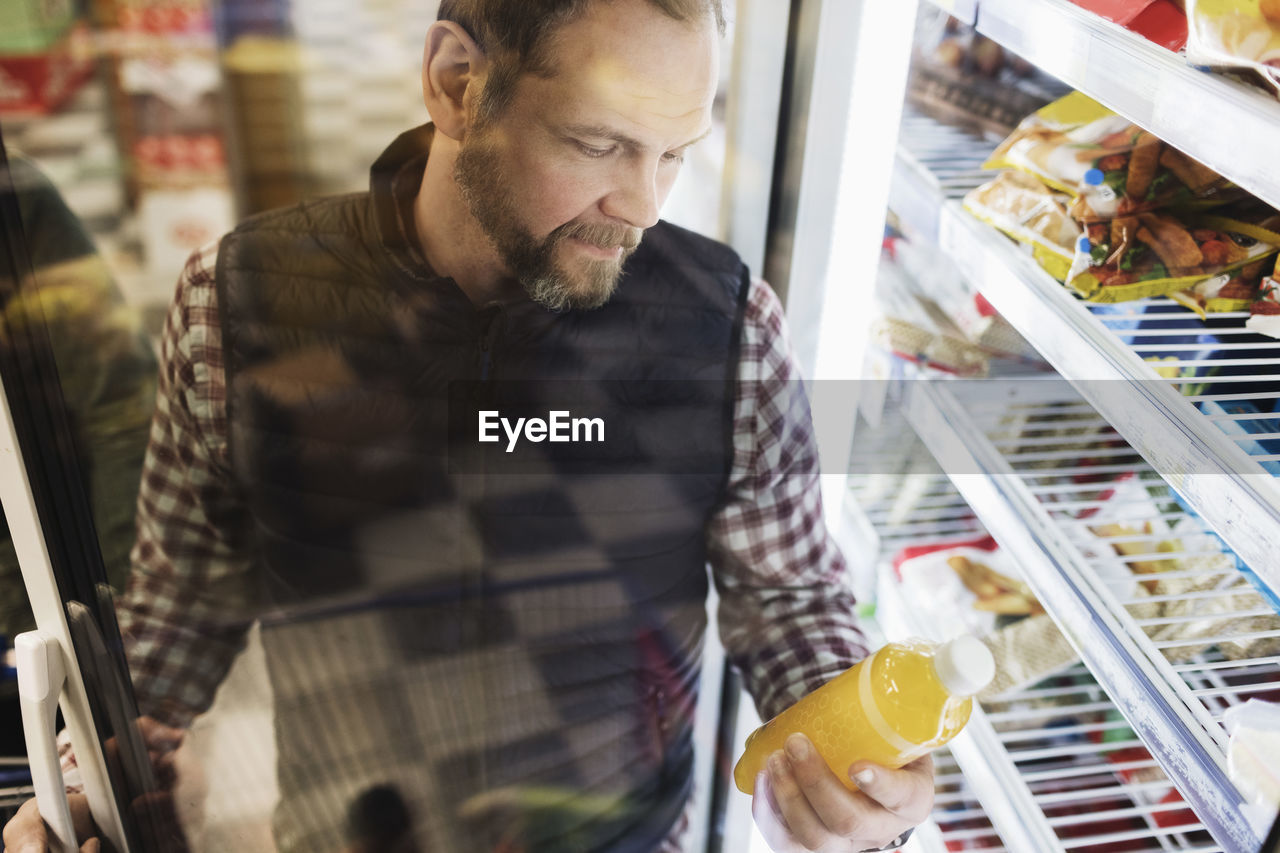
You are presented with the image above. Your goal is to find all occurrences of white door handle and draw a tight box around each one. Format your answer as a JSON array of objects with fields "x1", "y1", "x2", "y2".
[{"x1": 16, "y1": 631, "x2": 77, "y2": 853}]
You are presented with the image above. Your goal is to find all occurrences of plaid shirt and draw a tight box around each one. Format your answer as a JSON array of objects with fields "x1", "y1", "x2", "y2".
[{"x1": 117, "y1": 236, "x2": 868, "y2": 850}]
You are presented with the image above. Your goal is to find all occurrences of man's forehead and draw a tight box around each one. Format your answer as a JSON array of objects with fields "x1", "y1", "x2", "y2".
[{"x1": 531, "y1": 10, "x2": 718, "y2": 122}]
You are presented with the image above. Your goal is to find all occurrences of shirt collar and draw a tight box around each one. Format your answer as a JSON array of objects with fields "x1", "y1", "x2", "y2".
[{"x1": 370, "y1": 123, "x2": 437, "y2": 282}]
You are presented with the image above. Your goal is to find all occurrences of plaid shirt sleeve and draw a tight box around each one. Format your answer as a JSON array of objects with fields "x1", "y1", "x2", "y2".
[
  {"x1": 707, "y1": 277, "x2": 869, "y2": 723},
  {"x1": 116, "y1": 240, "x2": 260, "y2": 728}
]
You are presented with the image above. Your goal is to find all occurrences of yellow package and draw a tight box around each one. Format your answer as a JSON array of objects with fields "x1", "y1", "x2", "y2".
[
  {"x1": 962, "y1": 171, "x2": 1079, "y2": 281},
  {"x1": 1066, "y1": 209, "x2": 1280, "y2": 302},
  {"x1": 1187, "y1": 0, "x2": 1280, "y2": 93},
  {"x1": 985, "y1": 92, "x2": 1237, "y2": 222}
]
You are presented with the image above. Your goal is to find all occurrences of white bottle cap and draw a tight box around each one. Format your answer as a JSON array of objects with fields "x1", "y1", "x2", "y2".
[{"x1": 933, "y1": 635, "x2": 996, "y2": 697}]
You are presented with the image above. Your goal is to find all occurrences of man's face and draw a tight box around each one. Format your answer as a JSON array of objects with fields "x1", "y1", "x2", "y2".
[{"x1": 453, "y1": 0, "x2": 719, "y2": 310}]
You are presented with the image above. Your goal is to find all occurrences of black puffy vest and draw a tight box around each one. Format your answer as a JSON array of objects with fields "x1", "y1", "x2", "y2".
[{"x1": 215, "y1": 126, "x2": 749, "y2": 852}]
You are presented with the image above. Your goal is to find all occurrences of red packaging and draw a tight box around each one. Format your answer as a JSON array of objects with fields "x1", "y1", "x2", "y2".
[
  {"x1": 0, "y1": 22, "x2": 93, "y2": 115},
  {"x1": 1069, "y1": 0, "x2": 1189, "y2": 50}
]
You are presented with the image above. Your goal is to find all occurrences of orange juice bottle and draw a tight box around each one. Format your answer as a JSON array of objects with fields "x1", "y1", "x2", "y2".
[{"x1": 733, "y1": 635, "x2": 995, "y2": 794}]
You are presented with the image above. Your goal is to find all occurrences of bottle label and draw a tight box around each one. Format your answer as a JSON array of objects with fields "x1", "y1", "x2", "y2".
[{"x1": 857, "y1": 651, "x2": 933, "y2": 766}]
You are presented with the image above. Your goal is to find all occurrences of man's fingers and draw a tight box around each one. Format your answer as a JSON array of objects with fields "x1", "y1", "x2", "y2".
[
  {"x1": 137, "y1": 717, "x2": 184, "y2": 752},
  {"x1": 782, "y1": 733, "x2": 873, "y2": 842},
  {"x1": 80, "y1": 838, "x2": 101, "y2": 853},
  {"x1": 750, "y1": 772, "x2": 804, "y2": 853},
  {"x1": 765, "y1": 748, "x2": 831, "y2": 851},
  {"x1": 849, "y1": 754, "x2": 936, "y2": 823},
  {"x1": 3, "y1": 798, "x2": 47, "y2": 852},
  {"x1": 2, "y1": 795, "x2": 100, "y2": 853}
]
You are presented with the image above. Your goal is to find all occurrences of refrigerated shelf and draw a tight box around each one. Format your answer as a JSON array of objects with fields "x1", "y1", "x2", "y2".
[
  {"x1": 847, "y1": 409, "x2": 1233, "y2": 852},
  {"x1": 887, "y1": 370, "x2": 1280, "y2": 852},
  {"x1": 886, "y1": 106, "x2": 1280, "y2": 614},
  {"x1": 973, "y1": 0, "x2": 1280, "y2": 212}
]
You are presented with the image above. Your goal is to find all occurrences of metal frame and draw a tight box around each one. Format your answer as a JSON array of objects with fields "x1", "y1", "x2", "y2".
[
  {"x1": 976, "y1": 0, "x2": 1280, "y2": 212},
  {"x1": 894, "y1": 375, "x2": 1266, "y2": 852},
  {"x1": 0, "y1": 374, "x2": 128, "y2": 852}
]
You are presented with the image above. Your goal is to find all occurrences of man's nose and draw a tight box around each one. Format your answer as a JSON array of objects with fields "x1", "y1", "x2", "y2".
[{"x1": 601, "y1": 158, "x2": 663, "y2": 230}]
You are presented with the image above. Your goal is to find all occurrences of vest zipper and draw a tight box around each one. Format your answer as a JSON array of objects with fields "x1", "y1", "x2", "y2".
[{"x1": 478, "y1": 311, "x2": 502, "y2": 381}]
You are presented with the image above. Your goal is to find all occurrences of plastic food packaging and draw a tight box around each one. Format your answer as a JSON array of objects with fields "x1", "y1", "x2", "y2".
[
  {"x1": 985, "y1": 92, "x2": 1236, "y2": 222},
  {"x1": 1069, "y1": 0, "x2": 1190, "y2": 50},
  {"x1": 889, "y1": 236, "x2": 1045, "y2": 363},
  {"x1": 978, "y1": 614, "x2": 1081, "y2": 700},
  {"x1": 1222, "y1": 700, "x2": 1280, "y2": 813},
  {"x1": 1065, "y1": 208, "x2": 1280, "y2": 302},
  {"x1": 873, "y1": 251, "x2": 990, "y2": 376},
  {"x1": 1186, "y1": 0, "x2": 1280, "y2": 94},
  {"x1": 733, "y1": 637, "x2": 995, "y2": 794},
  {"x1": 1247, "y1": 255, "x2": 1280, "y2": 337},
  {"x1": 963, "y1": 171, "x2": 1080, "y2": 281}
]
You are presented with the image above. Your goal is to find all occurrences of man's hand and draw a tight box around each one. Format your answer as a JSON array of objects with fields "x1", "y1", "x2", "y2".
[
  {"x1": 3, "y1": 793, "x2": 99, "y2": 853},
  {"x1": 1, "y1": 716, "x2": 185, "y2": 853},
  {"x1": 750, "y1": 733, "x2": 935, "y2": 852}
]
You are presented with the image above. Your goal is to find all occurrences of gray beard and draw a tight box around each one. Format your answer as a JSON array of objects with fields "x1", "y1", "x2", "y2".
[{"x1": 453, "y1": 140, "x2": 641, "y2": 311}]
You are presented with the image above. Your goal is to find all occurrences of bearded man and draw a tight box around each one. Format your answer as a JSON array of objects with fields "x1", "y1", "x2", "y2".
[{"x1": 5, "y1": 1, "x2": 934, "y2": 851}]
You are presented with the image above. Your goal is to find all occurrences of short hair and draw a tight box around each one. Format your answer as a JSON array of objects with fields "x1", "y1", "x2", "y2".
[{"x1": 438, "y1": 0, "x2": 725, "y2": 121}]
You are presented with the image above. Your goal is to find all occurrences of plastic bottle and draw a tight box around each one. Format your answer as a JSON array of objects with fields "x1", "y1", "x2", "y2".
[{"x1": 733, "y1": 635, "x2": 995, "y2": 794}]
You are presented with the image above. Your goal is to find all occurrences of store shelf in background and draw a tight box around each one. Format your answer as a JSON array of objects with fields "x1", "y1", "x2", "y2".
[
  {"x1": 891, "y1": 369, "x2": 1279, "y2": 852},
  {"x1": 847, "y1": 408, "x2": 1230, "y2": 853},
  {"x1": 891, "y1": 111, "x2": 995, "y2": 244},
  {"x1": 973, "y1": 0, "x2": 1280, "y2": 211},
  {"x1": 885, "y1": 106, "x2": 1280, "y2": 611},
  {"x1": 938, "y1": 201, "x2": 1280, "y2": 610}
]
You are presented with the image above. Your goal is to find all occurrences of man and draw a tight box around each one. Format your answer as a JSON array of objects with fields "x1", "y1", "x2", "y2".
[{"x1": 5, "y1": 1, "x2": 935, "y2": 851}]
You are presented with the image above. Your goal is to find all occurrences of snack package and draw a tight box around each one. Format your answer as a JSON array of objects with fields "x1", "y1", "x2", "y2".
[
  {"x1": 963, "y1": 171, "x2": 1080, "y2": 281},
  {"x1": 908, "y1": 9, "x2": 1067, "y2": 136},
  {"x1": 1186, "y1": 0, "x2": 1280, "y2": 94},
  {"x1": 1065, "y1": 208, "x2": 1280, "y2": 302},
  {"x1": 873, "y1": 253, "x2": 990, "y2": 376},
  {"x1": 985, "y1": 92, "x2": 1236, "y2": 222},
  {"x1": 1246, "y1": 255, "x2": 1280, "y2": 337},
  {"x1": 1169, "y1": 255, "x2": 1274, "y2": 316},
  {"x1": 892, "y1": 537, "x2": 1029, "y2": 637},
  {"x1": 1222, "y1": 700, "x2": 1280, "y2": 813},
  {"x1": 978, "y1": 614, "x2": 1081, "y2": 700},
  {"x1": 1069, "y1": 0, "x2": 1190, "y2": 50},
  {"x1": 889, "y1": 235, "x2": 1046, "y2": 362}
]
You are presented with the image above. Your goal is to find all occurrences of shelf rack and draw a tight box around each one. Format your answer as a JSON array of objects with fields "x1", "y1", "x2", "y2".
[
  {"x1": 848, "y1": 406, "x2": 1237, "y2": 852},
  {"x1": 887, "y1": 105, "x2": 1280, "y2": 612},
  {"x1": 887, "y1": 370, "x2": 1280, "y2": 852},
  {"x1": 973, "y1": 0, "x2": 1280, "y2": 213}
]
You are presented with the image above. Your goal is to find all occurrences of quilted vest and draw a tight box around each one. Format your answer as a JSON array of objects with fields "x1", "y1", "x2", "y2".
[{"x1": 215, "y1": 125, "x2": 750, "y2": 853}]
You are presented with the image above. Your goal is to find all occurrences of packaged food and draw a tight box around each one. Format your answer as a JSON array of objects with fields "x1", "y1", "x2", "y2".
[
  {"x1": 962, "y1": 170, "x2": 1080, "y2": 281},
  {"x1": 1246, "y1": 255, "x2": 1280, "y2": 337},
  {"x1": 1222, "y1": 700, "x2": 1280, "y2": 812},
  {"x1": 1065, "y1": 209, "x2": 1280, "y2": 302},
  {"x1": 985, "y1": 92, "x2": 1236, "y2": 221},
  {"x1": 873, "y1": 253, "x2": 990, "y2": 376},
  {"x1": 908, "y1": 9, "x2": 1066, "y2": 135},
  {"x1": 1069, "y1": 0, "x2": 1190, "y2": 50},
  {"x1": 1169, "y1": 256, "x2": 1274, "y2": 316},
  {"x1": 888, "y1": 235, "x2": 1046, "y2": 362},
  {"x1": 978, "y1": 614, "x2": 1081, "y2": 700},
  {"x1": 733, "y1": 636, "x2": 995, "y2": 794},
  {"x1": 1186, "y1": 0, "x2": 1280, "y2": 94},
  {"x1": 893, "y1": 538, "x2": 1040, "y2": 638}
]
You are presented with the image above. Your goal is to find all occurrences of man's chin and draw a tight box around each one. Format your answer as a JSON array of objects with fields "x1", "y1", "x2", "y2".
[{"x1": 524, "y1": 275, "x2": 619, "y2": 312}]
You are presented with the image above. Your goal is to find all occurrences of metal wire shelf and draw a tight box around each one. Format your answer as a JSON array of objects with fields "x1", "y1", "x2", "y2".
[
  {"x1": 887, "y1": 105, "x2": 1280, "y2": 610},
  {"x1": 847, "y1": 401, "x2": 1266, "y2": 851}
]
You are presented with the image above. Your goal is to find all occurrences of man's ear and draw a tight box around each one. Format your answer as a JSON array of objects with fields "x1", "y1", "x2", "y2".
[{"x1": 422, "y1": 20, "x2": 487, "y2": 141}]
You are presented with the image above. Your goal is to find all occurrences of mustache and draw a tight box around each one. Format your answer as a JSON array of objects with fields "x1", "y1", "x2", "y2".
[{"x1": 556, "y1": 220, "x2": 643, "y2": 251}]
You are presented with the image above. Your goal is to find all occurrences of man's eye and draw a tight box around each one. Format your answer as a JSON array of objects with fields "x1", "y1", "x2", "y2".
[{"x1": 575, "y1": 142, "x2": 614, "y2": 158}]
